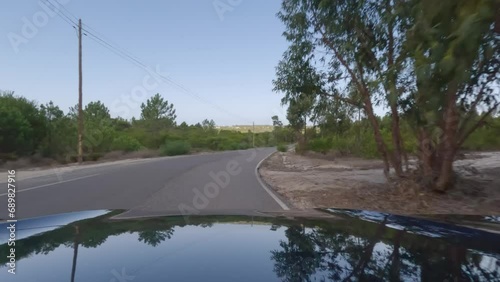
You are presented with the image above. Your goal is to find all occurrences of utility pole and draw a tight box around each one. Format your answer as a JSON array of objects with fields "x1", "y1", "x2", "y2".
[
  {"x1": 77, "y1": 19, "x2": 83, "y2": 164},
  {"x1": 252, "y1": 122, "x2": 255, "y2": 148}
]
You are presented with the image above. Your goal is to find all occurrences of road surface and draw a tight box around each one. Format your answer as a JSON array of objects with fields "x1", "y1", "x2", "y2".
[{"x1": 0, "y1": 148, "x2": 289, "y2": 219}]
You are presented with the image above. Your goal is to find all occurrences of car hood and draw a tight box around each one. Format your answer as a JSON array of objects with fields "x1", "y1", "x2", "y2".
[{"x1": 0, "y1": 209, "x2": 499, "y2": 282}]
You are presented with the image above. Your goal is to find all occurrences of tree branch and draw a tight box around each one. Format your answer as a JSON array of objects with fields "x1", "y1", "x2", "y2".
[{"x1": 318, "y1": 90, "x2": 363, "y2": 109}]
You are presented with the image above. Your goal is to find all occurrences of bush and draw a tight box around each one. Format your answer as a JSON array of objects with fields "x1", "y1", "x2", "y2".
[
  {"x1": 308, "y1": 138, "x2": 332, "y2": 154},
  {"x1": 111, "y1": 135, "x2": 142, "y2": 152},
  {"x1": 161, "y1": 140, "x2": 191, "y2": 156},
  {"x1": 277, "y1": 144, "x2": 287, "y2": 152}
]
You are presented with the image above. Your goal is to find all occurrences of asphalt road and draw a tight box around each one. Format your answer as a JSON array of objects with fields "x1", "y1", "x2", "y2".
[{"x1": 0, "y1": 148, "x2": 289, "y2": 220}]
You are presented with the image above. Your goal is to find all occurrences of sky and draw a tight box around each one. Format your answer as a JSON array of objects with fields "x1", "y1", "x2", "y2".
[{"x1": 1, "y1": 0, "x2": 290, "y2": 126}]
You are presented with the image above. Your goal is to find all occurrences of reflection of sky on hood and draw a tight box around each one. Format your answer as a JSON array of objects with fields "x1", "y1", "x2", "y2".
[
  {"x1": 0, "y1": 223, "x2": 286, "y2": 282},
  {"x1": 325, "y1": 208, "x2": 497, "y2": 238},
  {"x1": 0, "y1": 210, "x2": 110, "y2": 243}
]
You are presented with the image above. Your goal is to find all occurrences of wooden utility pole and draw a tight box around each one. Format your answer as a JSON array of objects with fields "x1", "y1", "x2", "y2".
[{"x1": 77, "y1": 19, "x2": 83, "y2": 164}]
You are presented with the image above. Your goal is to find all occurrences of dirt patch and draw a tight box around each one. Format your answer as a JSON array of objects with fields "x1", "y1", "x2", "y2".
[{"x1": 260, "y1": 151, "x2": 500, "y2": 215}]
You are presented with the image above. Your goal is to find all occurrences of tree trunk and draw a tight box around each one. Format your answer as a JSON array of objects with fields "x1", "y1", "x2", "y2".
[
  {"x1": 435, "y1": 84, "x2": 460, "y2": 192},
  {"x1": 418, "y1": 128, "x2": 436, "y2": 188},
  {"x1": 363, "y1": 96, "x2": 392, "y2": 178},
  {"x1": 389, "y1": 230, "x2": 403, "y2": 282},
  {"x1": 389, "y1": 103, "x2": 404, "y2": 176},
  {"x1": 385, "y1": 0, "x2": 404, "y2": 177},
  {"x1": 343, "y1": 217, "x2": 387, "y2": 282}
]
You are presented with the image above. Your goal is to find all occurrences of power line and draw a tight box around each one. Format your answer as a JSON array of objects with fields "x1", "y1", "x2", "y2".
[
  {"x1": 45, "y1": 0, "x2": 140, "y2": 64},
  {"x1": 84, "y1": 34, "x2": 148, "y2": 72},
  {"x1": 83, "y1": 30, "x2": 149, "y2": 69},
  {"x1": 82, "y1": 23, "x2": 145, "y2": 65},
  {"x1": 81, "y1": 29, "x2": 248, "y2": 121},
  {"x1": 41, "y1": 2, "x2": 250, "y2": 123},
  {"x1": 40, "y1": 0, "x2": 78, "y2": 38},
  {"x1": 40, "y1": 0, "x2": 77, "y2": 27},
  {"x1": 48, "y1": 0, "x2": 78, "y2": 21}
]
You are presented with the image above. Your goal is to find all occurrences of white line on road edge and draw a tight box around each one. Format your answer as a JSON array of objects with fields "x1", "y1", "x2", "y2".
[
  {"x1": 0, "y1": 174, "x2": 100, "y2": 196},
  {"x1": 255, "y1": 151, "x2": 290, "y2": 210}
]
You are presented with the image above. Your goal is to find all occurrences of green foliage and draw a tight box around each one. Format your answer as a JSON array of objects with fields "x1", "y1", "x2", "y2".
[
  {"x1": 277, "y1": 144, "x2": 288, "y2": 152},
  {"x1": 462, "y1": 117, "x2": 500, "y2": 151},
  {"x1": 161, "y1": 140, "x2": 191, "y2": 156},
  {"x1": 111, "y1": 135, "x2": 142, "y2": 152},
  {"x1": 0, "y1": 102, "x2": 33, "y2": 156},
  {"x1": 308, "y1": 138, "x2": 331, "y2": 154},
  {"x1": 140, "y1": 93, "x2": 176, "y2": 123},
  {"x1": 2, "y1": 92, "x2": 277, "y2": 164},
  {"x1": 0, "y1": 92, "x2": 47, "y2": 157}
]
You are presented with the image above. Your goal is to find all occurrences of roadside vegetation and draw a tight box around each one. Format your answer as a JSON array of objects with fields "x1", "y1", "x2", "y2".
[
  {"x1": 273, "y1": 0, "x2": 500, "y2": 193},
  {"x1": 0, "y1": 92, "x2": 286, "y2": 167}
]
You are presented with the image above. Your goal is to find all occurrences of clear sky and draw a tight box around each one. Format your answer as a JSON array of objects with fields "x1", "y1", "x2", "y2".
[{"x1": 1, "y1": 0, "x2": 290, "y2": 125}]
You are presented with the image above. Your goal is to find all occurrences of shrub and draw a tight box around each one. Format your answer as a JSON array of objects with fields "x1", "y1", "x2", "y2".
[
  {"x1": 161, "y1": 140, "x2": 191, "y2": 156},
  {"x1": 111, "y1": 135, "x2": 142, "y2": 152},
  {"x1": 277, "y1": 144, "x2": 287, "y2": 152},
  {"x1": 308, "y1": 138, "x2": 332, "y2": 154}
]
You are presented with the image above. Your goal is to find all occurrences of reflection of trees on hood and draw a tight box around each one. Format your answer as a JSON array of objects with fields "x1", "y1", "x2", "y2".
[
  {"x1": 138, "y1": 229, "x2": 175, "y2": 247},
  {"x1": 271, "y1": 225, "x2": 323, "y2": 282},
  {"x1": 271, "y1": 215, "x2": 499, "y2": 281},
  {"x1": 0, "y1": 214, "x2": 255, "y2": 266}
]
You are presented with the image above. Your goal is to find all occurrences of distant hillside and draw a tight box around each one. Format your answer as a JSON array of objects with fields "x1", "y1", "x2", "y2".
[{"x1": 218, "y1": 125, "x2": 274, "y2": 133}]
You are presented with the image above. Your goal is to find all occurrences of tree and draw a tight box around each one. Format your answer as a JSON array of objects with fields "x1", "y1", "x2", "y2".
[
  {"x1": 140, "y1": 93, "x2": 177, "y2": 124},
  {"x1": 40, "y1": 101, "x2": 74, "y2": 157},
  {"x1": 275, "y1": 0, "x2": 414, "y2": 176},
  {"x1": 80, "y1": 101, "x2": 114, "y2": 154},
  {"x1": 274, "y1": 0, "x2": 499, "y2": 191},
  {"x1": 84, "y1": 101, "x2": 110, "y2": 121},
  {"x1": 201, "y1": 119, "x2": 216, "y2": 132},
  {"x1": 403, "y1": 0, "x2": 500, "y2": 191},
  {"x1": 272, "y1": 115, "x2": 283, "y2": 128},
  {"x1": 110, "y1": 117, "x2": 131, "y2": 131},
  {"x1": 137, "y1": 229, "x2": 174, "y2": 247},
  {"x1": 0, "y1": 91, "x2": 46, "y2": 157},
  {"x1": 284, "y1": 93, "x2": 315, "y2": 147},
  {"x1": 271, "y1": 226, "x2": 323, "y2": 281},
  {"x1": 0, "y1": 102, "x2": 33, "y2": 156}
]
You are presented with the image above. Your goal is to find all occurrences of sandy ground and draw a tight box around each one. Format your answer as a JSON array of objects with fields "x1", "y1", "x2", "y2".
[{"x1": 260, "y1": 151, "x2": 500, "y2": 215}]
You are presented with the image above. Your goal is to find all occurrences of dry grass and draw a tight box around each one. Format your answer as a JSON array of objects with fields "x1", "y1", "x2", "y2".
[
  {"x1": 101, "y1": 149, "x2": 161, "y2": 161},
  {"x1": 125, "y1": 149, "x2": 161, "y2": 159},
  {"x1": 0, "y1": 155, "x2": 57, "y2": 170}
]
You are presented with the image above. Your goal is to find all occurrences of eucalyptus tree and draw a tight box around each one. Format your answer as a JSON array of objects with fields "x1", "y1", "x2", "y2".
[
  {"x1": 274, "y1": 0, "x2": 499, "y2": 191},
  {"x1": 274, "y1": 0, "x2": 413, "y2": 177}
]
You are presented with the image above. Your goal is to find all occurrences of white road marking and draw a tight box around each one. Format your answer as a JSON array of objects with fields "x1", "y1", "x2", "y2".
[
  {"x1": 255, "y1": 151, "x2": 290, "y2": 210},
  {"x1": 0, "y1": 174, "x2": 100, "y2": 196}
]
